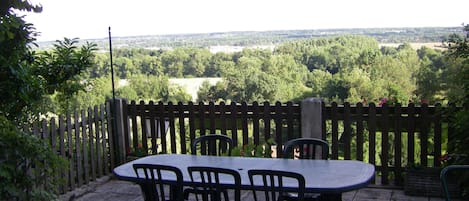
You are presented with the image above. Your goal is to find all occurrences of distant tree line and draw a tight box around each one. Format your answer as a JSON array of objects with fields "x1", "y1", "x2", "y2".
[
  {"x1": 36, "y1": 27, "x2": 462, "y2": 50},
  {"x1": 70, "y1": 34, "x2": 466, "y2": 110}
]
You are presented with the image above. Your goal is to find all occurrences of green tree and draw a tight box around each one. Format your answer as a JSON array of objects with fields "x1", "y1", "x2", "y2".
[
  {"x1": 443, "y1": 24, "x2": 469, "y2": 198},
  {"x1": 0, "y1": 0, "x2": 42, "y2": 121},
  {"x1": 33, "y1": 38, "x2": 98, "y2": 113},
  {"x1": 0, "y1": 1, "x2": 65, "y2": 200}
]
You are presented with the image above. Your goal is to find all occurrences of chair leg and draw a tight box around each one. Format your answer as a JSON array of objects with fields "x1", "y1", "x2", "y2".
[{"x1": 320, "y1": 193, "x2": 342, "y2": 201}]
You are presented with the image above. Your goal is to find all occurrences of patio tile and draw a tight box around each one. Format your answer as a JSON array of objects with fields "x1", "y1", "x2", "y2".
[
  {"x1": 342, "y1": 190, "x2": 358, "y2": 201},
  {"x1": 93, "y1": 180, "x2": 141, "y2": 195},
  {"x1": 74, "y1": 191, "x2": 141, "y2": 201},
  {"x1": 60, "y1": 178, "x2": 454, "y2": 201},
  {"x1": 390, "y1": 189, "x2": 428, "y2": 201},
  {"x1": 354, "y1": 188, "x2": 393, "y2": 200}
]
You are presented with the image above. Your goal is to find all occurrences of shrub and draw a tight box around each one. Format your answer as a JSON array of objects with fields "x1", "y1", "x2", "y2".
[{"x1": 0, "y1": 115, "x2": 66, "y2": 201}]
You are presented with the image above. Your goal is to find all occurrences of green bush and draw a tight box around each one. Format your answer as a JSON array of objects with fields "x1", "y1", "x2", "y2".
[
  {"x1": 231, "y1": 138, "x2": 275, "y2": 158},
  {"x1": 0, "y1": 115, "x2": 66, "y2": 201}
]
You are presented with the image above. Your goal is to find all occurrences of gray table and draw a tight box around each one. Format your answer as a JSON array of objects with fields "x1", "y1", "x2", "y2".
[{"x1": 114, "y1": 154, "x2": 374, "y2": 194}]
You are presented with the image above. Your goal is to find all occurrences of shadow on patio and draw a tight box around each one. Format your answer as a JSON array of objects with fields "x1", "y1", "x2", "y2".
[{"x1": 59, "y1": 176, "x2": 461, "y2": 201}]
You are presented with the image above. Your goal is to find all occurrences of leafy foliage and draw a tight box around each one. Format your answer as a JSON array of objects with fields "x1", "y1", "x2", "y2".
[
  {"x1": 0, "y1": 2, "x2": 83, "y2": 200},
  {"x1": 33, "y1": 38, "x2": 98, "y2": 113},
  {"x1": 0, "y1": 0, "x2": 42, "y2": 122},
  {"x1": 0, "y1": 115, "x2": 65, "y2": 201},
  {"x1": 443, "y1": 24, "x2": 469, "y2": 198}
]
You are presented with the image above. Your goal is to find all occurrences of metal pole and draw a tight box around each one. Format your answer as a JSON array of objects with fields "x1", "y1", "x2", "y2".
[
  {"x1": 108, "y1": 26, "x2": 122, "y2": 164},
  {"x1": 109, "y1": 27, "x2": 116, "y2": 102}
]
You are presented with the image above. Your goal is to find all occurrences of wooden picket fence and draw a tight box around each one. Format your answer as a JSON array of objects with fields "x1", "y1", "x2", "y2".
[
  {"x1": 27, "y1": 103, "x2": 114, "y2": 193},
  {"x1": 120, "y1": 100, "x2": 457, "y2": 187},
  {"x1": 27, "y1": 99, "x2": 459, "y2": 194}
]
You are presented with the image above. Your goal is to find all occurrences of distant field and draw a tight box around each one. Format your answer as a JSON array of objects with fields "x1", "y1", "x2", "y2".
[
  {"x1": 379, "y1": 42, "x2": 445, "y2": 50},
  {"x1": 169, "y1": 78, "x2": 223, "y2": 101}
]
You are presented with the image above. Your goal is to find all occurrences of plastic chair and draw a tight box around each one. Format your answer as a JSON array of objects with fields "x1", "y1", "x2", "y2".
[
  {"x1": 133, "y1": 164, "x2": 184, "y2": 201},
  {"x1": 440, "y1": 165, "x2": 469, "y2": 201},
  {"x1": 185, "y1": 166, "x2": 241, "y2": 201},
  {"x1": 283, "y1": 138, "x2": 329, "y2": 160},
  {"x1": 248, "y1": 169, "x2": 305, "y2": 201},
  {"x1": 283, "y1": 138, "x2": 330, "y2": 201},
  {"x1": 191, "y1": 134, "x2": 233, "y2": 156}
]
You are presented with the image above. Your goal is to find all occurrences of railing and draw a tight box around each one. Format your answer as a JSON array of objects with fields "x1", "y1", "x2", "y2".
[
  {"x1": 119, "y1": 100, "x2": 456, "y2": 187},
  {"x1": 28, "y1": 99, "x2": 457, "y2": 195},
  {"x1": 27, "y1": 103, "x2": 114, "y2": 193},
  {"x1": 120, "y1": 100, "x2": 301, "y2": 157},
  {"x1": 323, "y1": 102, "x2": 452, "y2": 186}
]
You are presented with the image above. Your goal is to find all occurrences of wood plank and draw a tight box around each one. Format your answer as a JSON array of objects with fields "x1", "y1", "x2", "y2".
[
  {"x1": 121, "y1": 99, "x2": 130, "y2": 154},
  {"x1": 139, "y1": 100, "x2": 149, "y2": 153},
  {"x1": 74, "y1": 111, "x2": 83, "y2": 186},
  {"x1": 263, "y1": 101, "x2": 271, "y2": 142},
  {"x1": 241, "y1": 102, "x2": 249, "y2": 146},
  {"x1": 188, "y1": 102, "x2": 196, "y2": 151},
  {"x1": 220, "y1": 102, "x2": 227, "y2": 138},
  {"x1": 230, "y1": 102, "x2": 238, "y2": 146},
  {"x1": 129, "y1": 101, "x2": 138, "y2": 149},
  {"x1": 274, "y1": 102, "x2": 283, "y2": 157},
  {"x1": 149, "y1": 101, "x2": 157, "y2": 154},
  {"x1": 209, "y1": 101, "x2": 216, "y2": 133},
  {"x1": 331, "y1": 102, "x2": 339, "y2": 159},
  {"x1": 178, "y1": 102, "x2": 187, "y2": 154},
  {"x1": 67, "y1": 112, "x2": 75, "y2": 190},
  {"x1": 343, "y1": 102, "x2": 351, "y2": 160},
  {"x1": 88, "y1": 108, "x2": 96, "y2": 181},
  {"x1": 59, "y1": 115, "x2": 66, "y2": 193},
  {"x1": 420, "y1": 104, "x2": 429, "y2": 167},
  {"x1": 100, "y1": 104, "x2": 109, "y2": 174},
  {"x1": 381, "y1": 104, "x2": 389, "y2": 185},
  {"x1": 356, "y1": 103, "x2": 364, "y2": 161},
  {"x1": 286, "y1": 102, "x2": 295, "y2": 140},
  {"x1": 106, "y1": 101, "x2": 115, "y2": 170},
  {"x1": 253, "y1": 102, "x2": 260, "y2": 145},
  {"x1": 94, "y1": 106, "x2": 103, "y2": 177},
  {"x1": 81, "y1": 110, "x2": 89, "y2": 184},
  {"x1": 433, "y1": 103, "x2": 442, "y2": 167},
  {"x1": 368, "y1": 103, "x2": 377, "y2": 184},
  {"x1": 394, "y1": 104, "x2": 403, "y2": 185},
  {"x1": 407, "y1": 103, "x2": 416, "y2": 166},
  {"x1": 167, "y1": 102, "x2": 177, "y2": 153}
]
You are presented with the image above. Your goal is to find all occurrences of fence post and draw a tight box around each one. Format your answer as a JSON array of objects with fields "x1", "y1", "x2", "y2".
[
  {"x1": 301, "y1": 98, "x2": 323, "y2": 139},
  {"x1": 111, "y1": 98, "x2": 126, "y2": 165}
]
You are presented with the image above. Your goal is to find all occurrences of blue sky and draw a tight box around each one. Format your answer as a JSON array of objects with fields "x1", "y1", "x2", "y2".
[{"x1": 24, "y1": 0, "x2": 469, "y2": 41}]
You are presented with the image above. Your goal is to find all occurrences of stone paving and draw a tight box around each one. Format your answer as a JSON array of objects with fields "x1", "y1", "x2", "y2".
[{"x1": 59, "y1": 176, "x2": 459, "y2": 201}]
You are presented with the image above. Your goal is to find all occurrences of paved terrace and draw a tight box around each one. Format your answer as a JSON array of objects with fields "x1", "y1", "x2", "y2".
[{"x1": 59, "y1": 175, "x2": 461, "y2": 201}]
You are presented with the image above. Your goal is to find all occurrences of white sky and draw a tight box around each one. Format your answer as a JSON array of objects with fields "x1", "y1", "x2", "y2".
[{"x1": 23, "y1": 0, "x2": 469, "y2": 42}]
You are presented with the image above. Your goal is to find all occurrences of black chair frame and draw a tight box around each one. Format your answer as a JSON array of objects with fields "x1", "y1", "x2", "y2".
[
  {"x1": 248, "y1": 169, "x2": 305, "y2": 201},
  {"x1": 283, "y1": 138, "x2": 329, "y2": 160},
  {"x1": 133, "y1": 163, "x2": 184, "y2": 201},
  {"x1": 185, "y1": 166, "x2": 241, "y2": 201},
  {"x1": 440, "y1": 165, "x2": 469, "y2": 201},
  {"x1": 191, "y1": 134, "x2": 233, "y2": 156}
]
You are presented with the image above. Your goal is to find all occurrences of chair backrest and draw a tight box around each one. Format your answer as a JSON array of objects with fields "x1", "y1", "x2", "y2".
[
  {"x1": 133, "y1": 164, "x2": 184, "y2": 201},
  {"x1": 191, "y1": 134, "x2": 233, "y2": 156},
  {"x1": 248, "y1": 169, "x2": 305, "y2": 201},
  {"x1": 440, "y1": 165, "x2": 469, "y2": 201},
  {"x1": 283, "y1": 138, "x2": 329, "y2": 159},
  {"x1": 188, "y1": 166, "x2": 241, "y2": 201}
]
